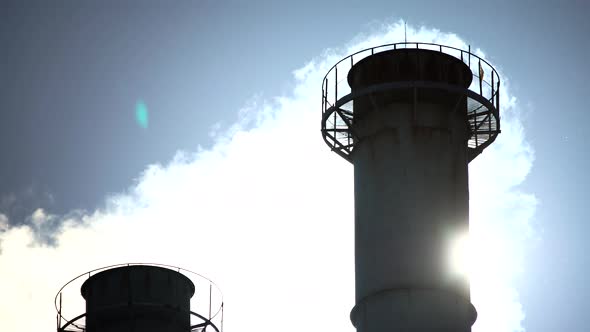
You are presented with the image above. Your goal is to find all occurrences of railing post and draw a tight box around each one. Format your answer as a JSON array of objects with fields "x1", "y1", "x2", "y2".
[
  {"x1": 491, "y1": 71, "x2": 495, "y2": 106},
  {"x1": 322, "y1": 87, "x2": 326, "y2": 114},
  {"x1": 479, "y1": 60, "x2": 483, "y2": 96},
  {"x1": 325, "y1": 78, "x2": 328, "y2": 106},
  {"x1": 57, "y1": 292, "x2": 63, "y2": 331},
  {"x1": 497, "y1": 80, "x2": 501, "y2": 119},
  {"x1": 221, "y1": 303, "x2": 224, "y2": 332},
  {"x1": 209, "y1": 284, "x2": 212, "y2": 320},
  {"x1": 335, "y1": 66, "x2": 338, "y2": 103}
]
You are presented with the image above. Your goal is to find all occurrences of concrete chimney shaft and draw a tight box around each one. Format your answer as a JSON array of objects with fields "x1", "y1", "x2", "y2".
[
  {"x1": 347, "y1": 49, "x2": 477, "y2": 332},
  {"x1": 81, "y1": 265, "x2": 195, "y2": 332}
]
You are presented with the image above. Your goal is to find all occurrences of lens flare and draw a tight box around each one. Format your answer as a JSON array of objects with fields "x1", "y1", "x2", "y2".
[{"x1": 135, "y1": 100, "x2": 149, "y2": 129}]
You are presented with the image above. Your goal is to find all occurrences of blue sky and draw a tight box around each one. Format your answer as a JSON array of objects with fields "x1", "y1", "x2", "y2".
[{"x1": 0, "y1": 1, "x2": 588, "y2": 331}]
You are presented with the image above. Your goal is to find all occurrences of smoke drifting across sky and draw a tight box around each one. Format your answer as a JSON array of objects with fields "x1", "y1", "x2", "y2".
[{"x1": 0, "y1": 21, "x2": 535, "y2": 332}]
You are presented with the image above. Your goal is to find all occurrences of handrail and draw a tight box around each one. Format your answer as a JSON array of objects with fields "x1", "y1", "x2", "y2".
[
  {"x1": 55, "y1": 263, "x2": 223, "y2": 332},
  {"x1": 321, "y1": 42, "x2": 500, "y2": 115},
  {"x1": 320, "y1": 41, "x2": 501, "y2": 163},
  {"x1": 57, "y1": 303, "x2": 221, "y2": 332},
  {"x1": 322, "y1": 41, "x2": 498, "y2": 90}
]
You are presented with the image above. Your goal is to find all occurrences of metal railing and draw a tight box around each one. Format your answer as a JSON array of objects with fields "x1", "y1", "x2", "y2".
[
  {"x1": 55, "y1": 263, "x2": 223, "y2": 332},
  {"x1": 320, "y1": 42, "x2": 501, "y2": 162}
]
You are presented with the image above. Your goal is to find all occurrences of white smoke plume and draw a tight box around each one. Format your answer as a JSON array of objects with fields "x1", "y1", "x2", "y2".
[{"x1": 0, "y1": 21, "x2": 535, "y2": 332}]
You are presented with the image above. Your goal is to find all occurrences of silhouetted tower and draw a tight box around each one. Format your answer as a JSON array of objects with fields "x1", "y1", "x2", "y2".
[
  {"x1": 321, "y1": 43, "x2": 500, "y2": 332},
  {"x1": 56, "y1": 264, "x2": 223, "y2": 332}
]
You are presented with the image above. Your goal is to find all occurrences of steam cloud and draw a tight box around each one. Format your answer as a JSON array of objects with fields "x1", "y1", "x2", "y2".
[{"x1": 0, "y1": 21, "x2": 535, "y2": 332}]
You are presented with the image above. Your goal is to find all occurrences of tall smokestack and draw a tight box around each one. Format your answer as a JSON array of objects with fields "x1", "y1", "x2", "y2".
[{"x1": 321, "y1": 43, "x2": 500, "y2": 332}]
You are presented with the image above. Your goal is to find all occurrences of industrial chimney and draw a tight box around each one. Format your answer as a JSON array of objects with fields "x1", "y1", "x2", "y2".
[
  {"x1": 321, "y1": 43, "x2": 500, "y2": 332},
  {"x1": 56, "y1": 264, "x2": 223, "y2": 332}
]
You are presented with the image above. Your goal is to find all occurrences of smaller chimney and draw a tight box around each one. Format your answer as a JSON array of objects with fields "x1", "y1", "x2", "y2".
[{"x1": 56, "y1": 264, "x2": 223, "y2": 332}]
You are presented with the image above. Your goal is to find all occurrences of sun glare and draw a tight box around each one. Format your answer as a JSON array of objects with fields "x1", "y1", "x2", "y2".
[
  {"x1": 449, "y1": 228, "x2": 506, "y2": 283},
  {"x1": 449, "y1": 232, "x2": 474, "y2": 278}
]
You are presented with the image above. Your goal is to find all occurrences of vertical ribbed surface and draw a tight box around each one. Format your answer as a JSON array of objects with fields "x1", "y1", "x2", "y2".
[
  {"x1": 348, "y1": 49, "x2": 477, "y2": 332},
  {"x1": 81, "y1": 266, "x2": 195, "y2": 332}
]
